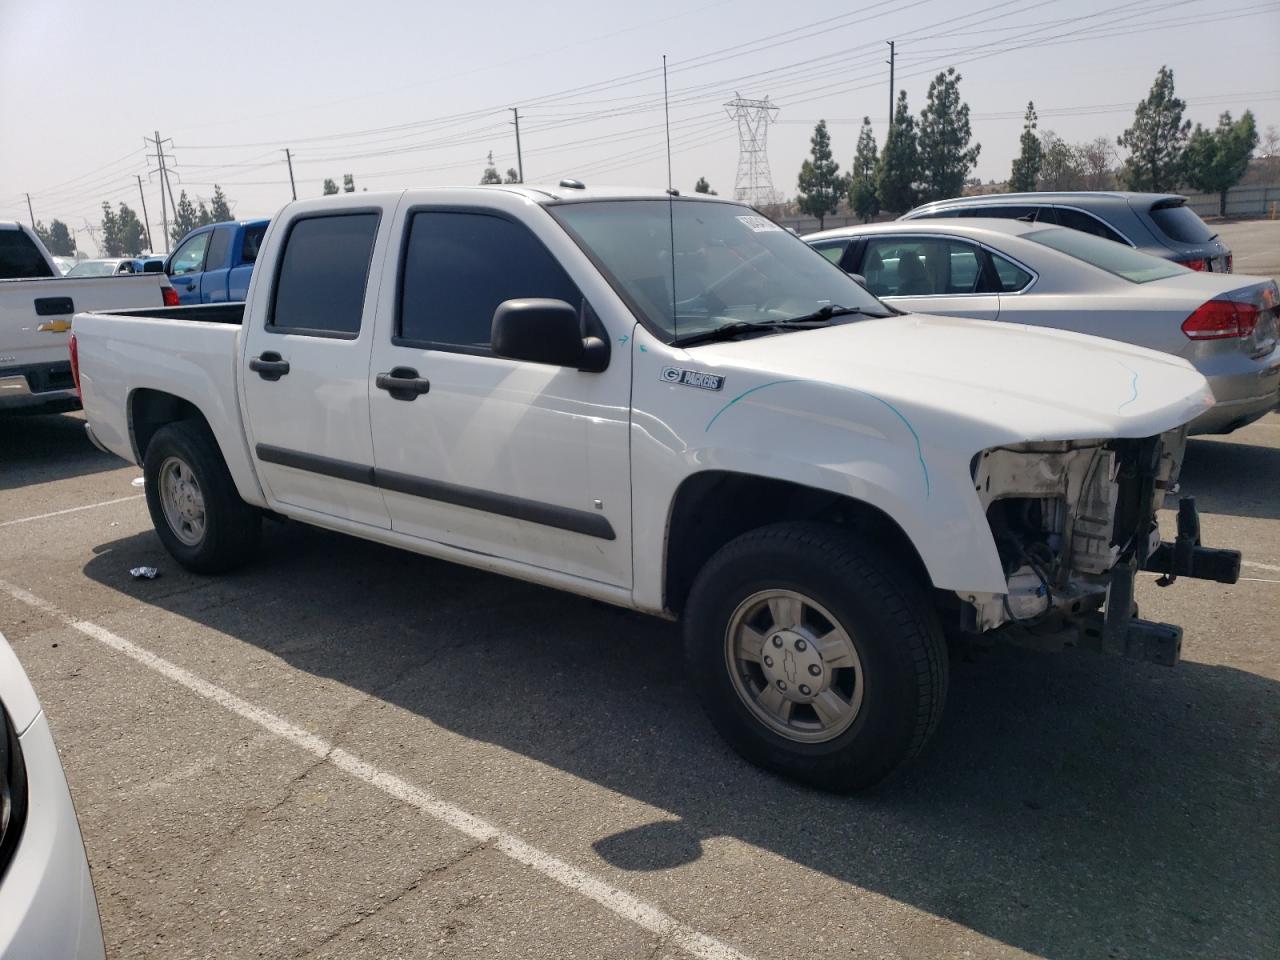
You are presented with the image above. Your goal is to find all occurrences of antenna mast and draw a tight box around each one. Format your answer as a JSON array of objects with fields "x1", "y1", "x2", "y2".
[{"x1": 725, "y1": 94, "x2": 779, "y2": 207}]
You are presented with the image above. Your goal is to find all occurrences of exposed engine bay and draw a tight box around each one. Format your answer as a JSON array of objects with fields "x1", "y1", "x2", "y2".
[{"x1": 960, "y1": 429, "x2": 1239, "y2": 665}]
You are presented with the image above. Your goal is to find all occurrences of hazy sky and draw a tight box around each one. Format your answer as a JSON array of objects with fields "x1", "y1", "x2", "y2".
[{"x1": 2, "y1": 0, "x2": 1277, "y2": 254}]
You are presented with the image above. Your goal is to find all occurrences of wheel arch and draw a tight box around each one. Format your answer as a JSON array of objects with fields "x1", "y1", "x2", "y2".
[{"x1": 662, "y1": 470, "x2": 933, "y2": 616}]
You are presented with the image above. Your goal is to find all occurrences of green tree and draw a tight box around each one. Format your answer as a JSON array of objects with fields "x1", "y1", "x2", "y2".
[
  {"x1": 100, "y1": 202, "x2": 123, "y2": 256},
  {"x1": 918, "y1": 67, "x2": 980, "y2": 202},
  {"x1": 342, "y1": 174, "x2": 356, "y2": 193},
  {"x1": 45, "y1": 219, "x2": 75, "y2": 256},
  {"x1": 877, "y1": 91, "x2": 920, "y2": 213},
  {"x1": 116, "y1": 203, "x2": 144, "y2": 254},
  {"x1": 1118, "y1": 65, "x2": 1189, "y2": 192},
  {"x1": 196, "y1": 200, "x2": 214, "y2": 228},
  {"x1": 1184, "y1": 111, "x2": 1258, "y2": 217},
  {"x1": 848, "y1": 117, "x2": 879, "y2": 222},
  {"x1": 170, "y1": 191, "x2": 199, "y2": 244},
  {"x1": 210, "y1": 185, "x2": 233, "y2": 222},
  {"x1": 796, "y1": 120, "x2": 844, "y2": 229},
  {"x1": 1038, "y1": 131, "x2": 1084, "y2": 190},
  {"x1": 694, "y1": 176, "x2": 717, "y2": 195},
  {"x1": 34, "y1": 221, "x2": 54, "y2": 251},
  {"x1": 322, "y1": 178, "x2": 339, "y2": 196},
  {"x1": 1008, "y1": 102, "x2": 1041, "y2": 192},
  {"x1": 504, "y1": 168, "x2": 520, "y2": 183}
]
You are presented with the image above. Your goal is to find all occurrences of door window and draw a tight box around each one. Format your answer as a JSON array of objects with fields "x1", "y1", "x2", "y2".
[
  {"x1": 398, "y1": 211, "x2": 583, "y2": 352},
  {"x1": 1053, "y1": 208, "x2": 1128, "y2": 245},
  {"x1": 809, "y1": 238, "x2": 851, "y2": 265},
  {"x1": 860, "y1": 237, "x2": 985, "y2": 297},
  {"x1": 269, "y1": 212, "x2": 379, "y2": 337},
  {"x1": 204, "y1": 226, "x2": 232, "y2": 272},
  {"x1": 0, "y1": 230, "x2": 55, "y2": 279},
  {"x1": 241, "y1": 224, "x2": 267, "y2": 264},
  {"x1": 169, "y1": 232, "x2": 210, "y2": 275}
]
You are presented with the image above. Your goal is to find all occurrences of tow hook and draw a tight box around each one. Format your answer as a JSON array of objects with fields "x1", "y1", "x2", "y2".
[{"x1": 1144, "y1": 496, "x2": 1242, "y2": 586}]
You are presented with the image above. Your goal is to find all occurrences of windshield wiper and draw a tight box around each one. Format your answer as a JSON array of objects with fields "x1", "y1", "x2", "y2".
[
  {"x1": 672, "y1": 317, "x2": 828, "y2": 348},
  {"x1": 783, "y1": 304, "x2": 888, "y2": 324}
]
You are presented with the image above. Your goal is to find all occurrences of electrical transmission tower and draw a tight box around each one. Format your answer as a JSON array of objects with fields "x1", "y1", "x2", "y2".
[{"x1": 725, "y1": 93, "x2": 779, "y2": 206}]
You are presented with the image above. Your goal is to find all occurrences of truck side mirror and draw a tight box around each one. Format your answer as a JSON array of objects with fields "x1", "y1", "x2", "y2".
[
  {"x1": 491, "y1": 299, "x2": 608, "y2": 372},
  {"x1": 847, "y1": 273, "x2": 867, "y2": 287}
]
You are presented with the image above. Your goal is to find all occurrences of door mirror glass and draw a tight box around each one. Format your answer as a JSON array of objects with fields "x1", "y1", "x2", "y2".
[{"x1": 492, "y1": 298, "x2": 605, "y2": 370}]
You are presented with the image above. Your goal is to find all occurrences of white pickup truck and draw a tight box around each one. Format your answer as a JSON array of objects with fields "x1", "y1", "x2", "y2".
[
  {"x1": 1, "y1": 222, "x2": 175, "y2": 414},
  {"x1": 73, "y1": 186, "x2": 1241, "y2": 791}
]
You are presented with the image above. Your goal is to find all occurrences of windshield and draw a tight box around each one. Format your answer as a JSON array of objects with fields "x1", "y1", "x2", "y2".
[
  {"x1": 1023, "y1": 227, "x2": 1185, "y2": 283},
  {"x1": 67, "y1": 260, "x2": 119, "y2": 277},
  {"x1": 549, "y1": 199, "x2": 890, "y2": 341}
]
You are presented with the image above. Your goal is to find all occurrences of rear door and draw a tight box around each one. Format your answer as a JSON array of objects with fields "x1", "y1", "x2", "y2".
[
  {"x1": 167, "y1": 228, "x2": 211, "y2": 304},
  {"x1": 855, "y1": 235, "x2": 1000, "y2": 319},
  {"x1": 240, "y1": 205, "x2": 394, "y2": 528}
]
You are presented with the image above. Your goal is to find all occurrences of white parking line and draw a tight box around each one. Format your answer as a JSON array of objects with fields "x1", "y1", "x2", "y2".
[
  {"x1": 1242, "y1": 559, "x2": 1280, "y2": 574},
  {"x1": 0, "y1": 494, "x2": 145, "y2": 528},
  {"x1": 0, "y1": 579, "x2": 751, "y2": 960}
]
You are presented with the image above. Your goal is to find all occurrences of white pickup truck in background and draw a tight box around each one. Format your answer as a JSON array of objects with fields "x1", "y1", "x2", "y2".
[
  {"x1": 72, "y1": 186, "x2": 1242, "y2": 791},
  {"x1": 0, "y1": 222, "x2": 175, "y2": 414}
]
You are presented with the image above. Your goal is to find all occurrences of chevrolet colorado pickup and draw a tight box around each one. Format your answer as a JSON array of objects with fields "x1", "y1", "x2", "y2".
[
  {"x1": 72, "y1": 186, "x2": 1241, "y2": 791},
  {"x1": 1, "y1": 222, "x2": 175, "y2": 414}
]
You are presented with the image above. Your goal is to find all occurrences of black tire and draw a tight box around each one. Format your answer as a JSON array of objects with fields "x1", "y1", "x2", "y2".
[
  {"x1": 143, "y1": 420, "x2": 261, "y2": 574},
  {"x1": 683, "y1": 522, "x2": 948, "y2": 793}
]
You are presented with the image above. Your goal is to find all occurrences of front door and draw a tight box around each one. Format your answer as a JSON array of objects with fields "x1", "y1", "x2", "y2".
[
  {"x1": 367, "y1": 203, "x2": 633, "y2": 587},
  {"x1": 166, "y1": 228, "x2": 210, "y2": 305},
  {"x1": 240, "y1": 207, "x2": 393, "y2": 528},
  {"x1": 856, "y1": 235, "x2": 1001, "y2": 320}
]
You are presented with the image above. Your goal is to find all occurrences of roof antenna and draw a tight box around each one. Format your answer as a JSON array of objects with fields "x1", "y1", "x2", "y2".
[{"x1": 664, "y1": 54, "x2": 678, "y2": 343}]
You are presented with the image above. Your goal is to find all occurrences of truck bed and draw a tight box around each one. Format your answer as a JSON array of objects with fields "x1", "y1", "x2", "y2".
[{"x1": 110, "y1": 302, "x2": 245, "y2": 324}]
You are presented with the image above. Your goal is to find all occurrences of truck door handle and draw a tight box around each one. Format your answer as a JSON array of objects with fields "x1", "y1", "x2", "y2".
[
  {"x1": 375, "y1": 367, "x2": 431, "y2": 401},
  {"x1": 249, "y1": 352, "x2": 290, "y2": 381}
]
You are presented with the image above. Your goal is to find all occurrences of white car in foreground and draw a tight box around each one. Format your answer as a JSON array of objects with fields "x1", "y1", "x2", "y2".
[
  {"x1": 0, "y1": 633, "x2": 104, "y2": 959},
  {"x1": 805, "y1": 219, "x2": 1280, "y2": 435}
]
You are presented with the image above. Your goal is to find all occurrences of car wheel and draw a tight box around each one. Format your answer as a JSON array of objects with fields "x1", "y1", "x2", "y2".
[
  {"x1": 684, "y1": 522, "x2": 948, "y2": 792},
  {"x1": 143, "y1": 420, "x2": 260, "y2": 574}
]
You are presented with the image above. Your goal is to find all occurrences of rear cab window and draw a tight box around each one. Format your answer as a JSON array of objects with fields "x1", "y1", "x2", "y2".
[
  {"x1": 1145, "y1": 200, "x2": 1215, "y2": 245},
  {"x1": 1024, "y1": 227, "x2": 1184, "y2": 283},
  {"x1": 240, "y1": 223, "x2": 268, "y2": 265},
  {"x1": 269, "y1": 212, "x2": 380, "y2": 338},
  {"x1": 0, "y1": 229, "x2": 55, "y2": 279}
]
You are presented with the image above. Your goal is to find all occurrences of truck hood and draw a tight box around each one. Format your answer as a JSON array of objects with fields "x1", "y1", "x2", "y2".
[{"x1": 685, "y1": 312, "x2": 1212, "y2": 449}]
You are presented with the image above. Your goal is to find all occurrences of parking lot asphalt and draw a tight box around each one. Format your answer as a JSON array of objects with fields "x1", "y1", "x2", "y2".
[
  {"x1": 3, "y1": 238, "x2": 1279, "y2": 958},
  {"x1": 1215, "y1": 219, "x2": 1280, "y2": 280}
]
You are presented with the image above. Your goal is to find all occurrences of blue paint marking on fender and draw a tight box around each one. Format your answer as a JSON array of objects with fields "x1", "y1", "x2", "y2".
[
  {"x1": 1116, "y1": 361, "x2": 1140, "y2": 412},
  {"x1": 618, "y1": 334, "x2": 630, "y2": 344},
  {"x1": 704, "y1": 379, "x2": 931, "y2": 497}
]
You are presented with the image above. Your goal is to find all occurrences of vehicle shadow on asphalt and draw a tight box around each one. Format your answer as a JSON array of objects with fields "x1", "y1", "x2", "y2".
[
  {"x1": 1180, "y1": 435, "x2": 1280, "y2": 520},
  {"x1": 0, "y1": 411, "x2": 123, "y2": 491},
  {"x1": 82, "y1": 524, "x2": 1279, "y2": 960}
]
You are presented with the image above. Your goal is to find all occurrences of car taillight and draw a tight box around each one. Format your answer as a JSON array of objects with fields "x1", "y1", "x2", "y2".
[
  {"x1": 1179, "y1": 258, "x2": 1208, "y2": 272},
  {"x1": 1182, "y1": 300, "x2": 1259, "y2": 340},
  {"x1": 68, "y1": 332, "x2": 82, "y2": 399},
  {"x1": 162, "y1": 286, "x2": 180, "y2": 307}
]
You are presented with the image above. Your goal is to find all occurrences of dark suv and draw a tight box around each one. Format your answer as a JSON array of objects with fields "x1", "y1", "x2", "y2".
[{"x1": 901, "y1": 192, "x2": 1232, "y2": 273}]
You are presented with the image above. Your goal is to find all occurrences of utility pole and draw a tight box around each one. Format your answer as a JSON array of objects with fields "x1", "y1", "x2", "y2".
[
  {"x1": 145, "y1": 130, "x2": 176, "y2": 252},
  {"x1": 135, "y1": 175, "x2": 154, "y2": 252},
  {"x1": 25, "y1": 193, "x2": 35, "y2": 230},
  {"x1": 284, "y1": 148, "x2": 297, "y2": 200},
  {"x1": 510, "y1": 108, "x2": 524, "y2": 183},
  {"x1": 886, "y1": 41, "x2": 895, "y2": 134}
]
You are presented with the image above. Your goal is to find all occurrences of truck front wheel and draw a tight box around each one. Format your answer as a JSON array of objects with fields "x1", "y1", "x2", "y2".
[
  {"x1": 143, "y1": 421, "x2": 261, "y2": 574},
  {"x1": 683, "y1": 522, "x2": 948, "y2": 793}
]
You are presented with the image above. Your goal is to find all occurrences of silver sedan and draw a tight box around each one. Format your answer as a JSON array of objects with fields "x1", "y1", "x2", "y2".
[{"x1": 805, "y1": 219, "x2": 1280, "y2": 435}]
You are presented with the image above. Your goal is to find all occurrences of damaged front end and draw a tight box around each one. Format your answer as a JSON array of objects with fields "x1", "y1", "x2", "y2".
[{"x1": 960, "y1": 428, "x2": 1241, "y2": 666}]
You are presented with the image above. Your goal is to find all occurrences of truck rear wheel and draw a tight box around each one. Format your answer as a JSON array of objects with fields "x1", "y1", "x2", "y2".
[
  {"x1": 683, "y1": 522, "x2": 947, "y2": 793},
  {"x1": 143, "y1": 421, "x2": 260, "y2": 574}
]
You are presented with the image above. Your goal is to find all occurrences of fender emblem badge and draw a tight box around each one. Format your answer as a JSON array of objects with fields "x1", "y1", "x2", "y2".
[{"x1": 660, "y1": 366, "x2": 724, "y2": 391}]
